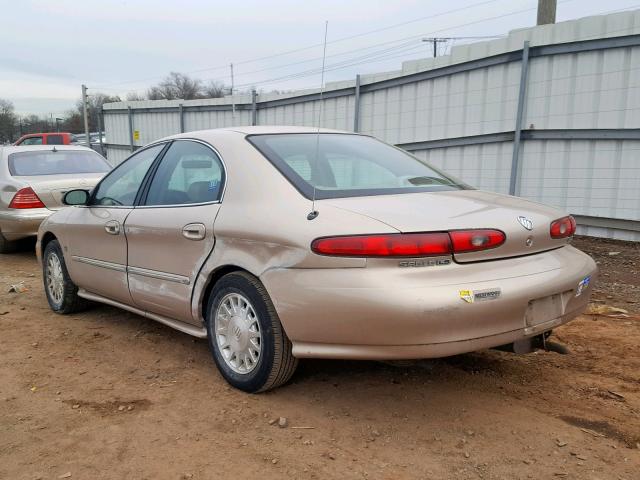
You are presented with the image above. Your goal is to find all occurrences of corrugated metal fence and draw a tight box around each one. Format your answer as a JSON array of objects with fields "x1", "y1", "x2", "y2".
[{"x1": 103, "y1": 11, "x2": 640, "y2": 240}]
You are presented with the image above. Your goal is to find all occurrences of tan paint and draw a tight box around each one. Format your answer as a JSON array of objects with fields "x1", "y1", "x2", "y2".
[
  {"x1": 62, "y1": 206, "x2": 133, "y2": 305},
  {"x1": 125, "y1": 203, "x2": 220, "y2": 323},
  {"x1": 38, "y1": 127, "x2": 598, "y2": 361}
]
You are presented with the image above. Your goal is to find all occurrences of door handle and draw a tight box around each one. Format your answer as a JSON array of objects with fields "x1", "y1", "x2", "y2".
[
  {"x1": 182, "y1": 223, "x2": 206, "y2": 241},
  {"x1": 105, "y1": 220, "x2": 120, "y2": 235}
]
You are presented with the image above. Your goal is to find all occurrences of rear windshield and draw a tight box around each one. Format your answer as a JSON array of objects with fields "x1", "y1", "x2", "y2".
[
  {"x1": 247, "y1": 133, "x2": 470, "y2": 199},
  {"x1": 8, "y1": 150, "x2": 111, "y2": 176}
]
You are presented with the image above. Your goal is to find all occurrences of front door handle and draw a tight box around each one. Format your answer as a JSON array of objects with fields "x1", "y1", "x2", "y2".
[
  {"x1": 105, "y1": 220, "x2": 120, "y2": 235},
  {"x1": 182, "y1": 223, "x2": 206, "y2": 241}
]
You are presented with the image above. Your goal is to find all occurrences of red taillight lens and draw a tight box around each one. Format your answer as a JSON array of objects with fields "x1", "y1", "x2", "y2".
[
  {"x1": 449, "y1": 229, "x2": 506, "y2": 253},
  {"x1": 550, "y1": 216, "x2": 576, "y2": 239},
  {"x1": 8, "y1": 187, "x2": 45, "y2": 209},
  {"x1": 311, "y1": 232, "x2": 452, "y2": 257},
  {"x1": 311, "y1": 229, "x2": 508, "y2": 257}
]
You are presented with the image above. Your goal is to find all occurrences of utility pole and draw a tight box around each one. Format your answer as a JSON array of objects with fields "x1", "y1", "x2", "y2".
[
  {"x1": 230, "y1": 63, "x2": 236, "y2": 123},
  {"x1": 81, "y1": 84, "x2": 91, "y2": 148},
  {"x1": 422, "y1": 38, "x2": 448, "y2": 58},
  {"x1": 537, "y1": 0, "x2": 557, "y2": 25}
]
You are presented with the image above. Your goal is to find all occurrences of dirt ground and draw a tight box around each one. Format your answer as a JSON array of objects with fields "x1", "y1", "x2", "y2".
[{"x1": 1, "y1": 236, "x2": 639, "y2": 480}]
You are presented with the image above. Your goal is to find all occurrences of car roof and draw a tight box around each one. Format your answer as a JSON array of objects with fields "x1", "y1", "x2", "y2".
[
  {"x1": 225, "y1": 126, "x2": 350, "y2": 135},
  {"x1": 163, "y1": 126, "x2": 362, "y2": 144},
  {"x1": 0, "y1": 145, "x2": 96, "y2": 158}
]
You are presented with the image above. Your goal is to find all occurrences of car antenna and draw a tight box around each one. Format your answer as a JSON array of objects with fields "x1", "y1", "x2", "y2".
[{"x1": 307, "y1": 20, "x2": 328, "y2": 221}]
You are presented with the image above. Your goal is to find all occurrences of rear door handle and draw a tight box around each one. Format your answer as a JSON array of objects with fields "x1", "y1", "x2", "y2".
[
  {"x1": 182, "y1": 223, "x2": 206, "y2": 241},
  {"x1": 105, "y1": 220, "x2": 120, "y2": 235}
]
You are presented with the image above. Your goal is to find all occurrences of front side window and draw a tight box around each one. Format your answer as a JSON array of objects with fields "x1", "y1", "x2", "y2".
[
  {"x1": 248, "y1": 134, "x2": 469, "y2": 199},
  {"x1": 20, "y1": 136, "x2": 43, "y2": 145},
  {"x1": 46, "y1": 134, "x2": 64, "y2": 145},
  {"x1": 8, "y1": 150, "x2": 111, "y2": 176},
  {"x1": 92, "y1": 144, "x2": 164, "y2": 206},
  {"x1": 144, "y1": 141, "x2": 224, "y2": 206}
]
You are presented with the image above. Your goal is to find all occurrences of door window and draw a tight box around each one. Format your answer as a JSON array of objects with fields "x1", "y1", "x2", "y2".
[
  {"x1": 46, "y1": 134, "x2": 64, "y2": 145},
  {"x1": 92, "y1": 144, "x2": 164, "y2": 206},
  {"x1": 20, "y1": 136, "x2": 43, "y2": 145},
  {"x1": 145, "y1": 141, "x2": 224, "y2": 206}
]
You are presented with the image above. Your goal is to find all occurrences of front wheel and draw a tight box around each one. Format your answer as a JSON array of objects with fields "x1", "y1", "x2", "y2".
[
  {"x1": 43, "y1": 239, "x2": 87, "y2": 314},
  {"x1": 206, "y1": 272, "x2": 298, "y2": 393}
]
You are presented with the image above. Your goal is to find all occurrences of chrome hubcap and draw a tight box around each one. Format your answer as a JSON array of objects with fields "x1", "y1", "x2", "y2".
[
  {"x1": 46, "y1": 252, "x2": 64, "y2": 305},
  {"x1": 214, "y1": 293, "x2": 262, "y2": 374}
]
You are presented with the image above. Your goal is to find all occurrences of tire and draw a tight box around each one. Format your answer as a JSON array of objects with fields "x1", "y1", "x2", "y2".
[
  {"x1": 0, "y1": 232, "x2": 18, "y2": 254},
  {"x1": 206, "y1": 271, "x2": 298, "y2": 393},
  {"x1": 42, "y1": 239, "x2": 87, "y2": 314}
]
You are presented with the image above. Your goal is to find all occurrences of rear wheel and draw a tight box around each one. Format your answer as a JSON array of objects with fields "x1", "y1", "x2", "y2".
[
  {"x1": 43, "y1": 240, "x2": 87, "y2": 314},
  {"x1": 206, "y1": 272, "x2": 298, "y2": 393},
  {"x1": 0, "y1": 232, "x2": 18, "y2": 254}
]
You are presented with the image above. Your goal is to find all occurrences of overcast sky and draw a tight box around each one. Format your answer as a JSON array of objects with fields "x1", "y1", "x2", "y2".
[{"x1": 1, "y1": 0, "x2": 639, "y2": 116}]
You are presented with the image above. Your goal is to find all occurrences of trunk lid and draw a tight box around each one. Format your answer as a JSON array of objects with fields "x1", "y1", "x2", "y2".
[
  {"x1": 323, "y1": 190, "x2": 570, "y2": 262},
  {"x1": 17, "y1": 174, "x2": 104, "y2": 210}
]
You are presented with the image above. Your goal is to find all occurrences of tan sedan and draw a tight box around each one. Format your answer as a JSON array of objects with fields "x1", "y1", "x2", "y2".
[
  {"x1": 0, "y1": 145, "x2": 110, "y2": 253},
  {"x1": 37, "y1": 127, "x2": 597, "y2": 392}
]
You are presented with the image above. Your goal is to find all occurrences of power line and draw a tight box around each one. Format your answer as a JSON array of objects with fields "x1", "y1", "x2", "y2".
[
  {"x1": 232, "y1": 1, "x2": 570, "y2": 90},
  {"x1": 93, "y1": 0, "x2": 506, "y2": 89},
  {"x1": 99, "y1": 0, "x2": 635, "y2": 96}
]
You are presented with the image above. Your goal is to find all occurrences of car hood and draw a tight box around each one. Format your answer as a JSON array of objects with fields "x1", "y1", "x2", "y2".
[{"x1": 322, "y1": 190, "x2": 570, "y2": 262}]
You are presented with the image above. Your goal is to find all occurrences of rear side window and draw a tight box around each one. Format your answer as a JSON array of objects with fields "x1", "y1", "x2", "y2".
[
  {"x1": 20, "y1": 136, "x2": 43, "y2": 145},
  {"x1": 144, "y1": 141, "x2": 224, "y2": 206},
  {"x1": 8, "y1": 150, "x2": 111, "y2": 176},
  {"x1": 247, "y1": 134, "x2": 469, "y2": 200},
  {"x1": 46, "y1": 135, "x2": 64, "y2": 145}
]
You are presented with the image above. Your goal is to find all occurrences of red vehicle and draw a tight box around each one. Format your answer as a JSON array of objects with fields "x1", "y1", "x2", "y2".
[{"x1": 14, "y1": 132, "x2": 78, "y2": 146}]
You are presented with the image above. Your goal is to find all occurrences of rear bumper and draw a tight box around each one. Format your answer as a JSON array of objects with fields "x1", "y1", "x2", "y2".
[
  {"x1": 261, "y1": 246, "x2": 597, "y2": 360},
  {"x1": 0, "y1": 209, "x2": 51, "y2": 241}
]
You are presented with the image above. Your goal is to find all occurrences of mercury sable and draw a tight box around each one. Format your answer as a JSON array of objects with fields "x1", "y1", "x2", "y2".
[{"x1": 36, "y1": 127, "x2": 597, "y2": 392}]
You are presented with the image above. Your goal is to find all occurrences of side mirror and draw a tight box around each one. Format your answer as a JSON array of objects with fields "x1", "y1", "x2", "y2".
[{"x1": 63, "y1": 189, "x2": 90, "y2": 206}]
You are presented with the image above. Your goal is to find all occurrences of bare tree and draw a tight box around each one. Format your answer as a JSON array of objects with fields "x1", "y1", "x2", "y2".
[
  {"x1": 147, "y1": 72, "x2": 203, "y2": 100},
  {"x1": 74, "y1": 92, "x2": 121, "y2": 132},
  {"x1": 202, "y1": 80, "x2": 226, "y2": 99},
  {"x1": 0, "y1": 99, "x2": 18, "y2": 143},
  {"x1": 125, "y1": 92, "x2": 146, "y2": 101}
]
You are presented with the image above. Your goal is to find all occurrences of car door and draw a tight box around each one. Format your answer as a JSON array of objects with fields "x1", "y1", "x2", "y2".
[
  {"x1": 125, "y1": 139, "x2": 225, "y2": 324},
  {"x1": 63, "y1": 144, "x2": 166, "y2": 305}
]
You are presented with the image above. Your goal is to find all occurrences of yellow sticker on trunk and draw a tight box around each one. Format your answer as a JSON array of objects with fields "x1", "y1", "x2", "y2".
[{"x1": 459, "y1": 290, "x2": 474, "y2": 303}]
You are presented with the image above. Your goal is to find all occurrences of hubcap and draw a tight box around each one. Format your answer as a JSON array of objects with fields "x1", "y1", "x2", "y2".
[
  {"x1": 46, "y1": 252, "x2": 64, "y2": 305},
  {"x1": 214, "y1": 293, "x2": 262, "y2": 374}
]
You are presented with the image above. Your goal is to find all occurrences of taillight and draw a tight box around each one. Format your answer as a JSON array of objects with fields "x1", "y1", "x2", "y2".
[
  {"x1": 449, "y1": 229, "x2": 506, "y2": 253},
  {"x1": 311, "y1": 233, "x2": 452, "y2": 257},
  {"x1": 550, "y1": 216, "x2": 576, "y2": 239},
  {"x1": 311, "y1": 229, "x2": 506, "y2": 257},
  {"x1": 8, "y1": 187, "x2": 45, "y2": 209}
]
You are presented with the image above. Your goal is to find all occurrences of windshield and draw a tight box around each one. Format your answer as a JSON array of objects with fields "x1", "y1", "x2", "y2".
[
  {"x1": 247, "y1": 133, "x2": 470, "y2": 199},
  {"x1": 8, "y1": 150, "x2": 111, "y2": 176}
]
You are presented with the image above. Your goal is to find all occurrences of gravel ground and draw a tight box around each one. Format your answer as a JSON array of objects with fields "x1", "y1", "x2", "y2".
[{"x1": 1, "y1": 236, "x2": 639, "y2": 480}]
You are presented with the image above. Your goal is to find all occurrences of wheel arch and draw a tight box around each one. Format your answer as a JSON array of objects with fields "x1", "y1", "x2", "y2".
[
  {"x1": 200, "y1": 265, "x2": 254, "y2": 323},
  {"x1": 40, "y1": 231, "x2": 58, "y2": 257}
]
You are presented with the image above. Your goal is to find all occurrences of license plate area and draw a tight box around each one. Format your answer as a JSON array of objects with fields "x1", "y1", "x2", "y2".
[{"x1": 525, "y1": 291, "x2": 571, "y2": 327}]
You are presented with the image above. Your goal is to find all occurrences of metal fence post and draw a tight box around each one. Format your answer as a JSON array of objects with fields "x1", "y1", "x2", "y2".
[
  {"x1": 179, "y1": 104, "x2": 185, "y2": 133},
  {"x1": 353, "y1": 74, "x2": 361, "y2": 132},
  {"x1": 97, "y1": 110, "x2": 104, "y2": 156},
  {"x1": 128, "y1": 106, "x2": 134, "y2": 152},
  {"x1": 509, "y1": 41, "x2": 530, "y2": 196},
  {"x1": 251, "y1": 89, "x2": 258, "y2": 126}
]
